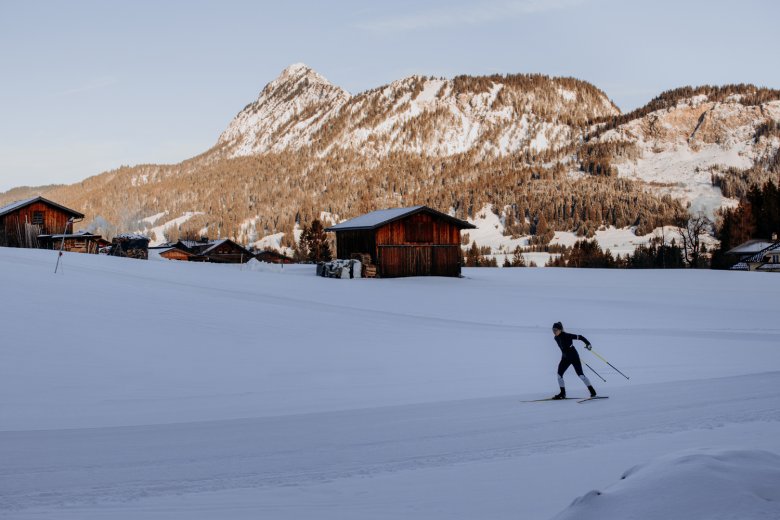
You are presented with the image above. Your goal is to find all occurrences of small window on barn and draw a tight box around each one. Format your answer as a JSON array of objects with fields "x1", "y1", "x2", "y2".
[
  {"x1": 405, "y1": 220, "x2": 433, "y2": 243},
  {"x1": 32, "y1": 211, "x2": 44, "y2": 225}
]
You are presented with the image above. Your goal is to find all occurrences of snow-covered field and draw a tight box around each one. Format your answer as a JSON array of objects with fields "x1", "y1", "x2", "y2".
[{"x1": 1, "y1": 247, "x2": 779, "y2": 519}]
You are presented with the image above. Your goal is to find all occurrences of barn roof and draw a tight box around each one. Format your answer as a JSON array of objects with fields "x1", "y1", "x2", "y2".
[
  {"x1": 0, "y1": 196, "x2": 84, "y2": 219},
  {"x1": 326, "y1": 206, "x2": 475, "y2": 231}
]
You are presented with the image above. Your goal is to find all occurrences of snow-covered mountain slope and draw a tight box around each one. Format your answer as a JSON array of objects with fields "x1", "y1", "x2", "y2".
[
  {"x1": 2, "y1": 247, "x2": 780, "y2": 519},
  {"x1": 217, "y1": 63, "x2": 351, "y2": 156},
  {"x1": 217, "y1": 63, "x2": 619, "y2": 158},
  {"x1": 597, "y1": 95, "x2": 780, "y2": 217}
]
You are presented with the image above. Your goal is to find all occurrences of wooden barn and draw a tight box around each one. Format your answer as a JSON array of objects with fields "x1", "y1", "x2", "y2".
[
  {"x1": 326, "y1": 206, "x2": 475, "y2": 278},
  {"x1": 0, "y1": 196, "x2": 84, "y2": 248}
]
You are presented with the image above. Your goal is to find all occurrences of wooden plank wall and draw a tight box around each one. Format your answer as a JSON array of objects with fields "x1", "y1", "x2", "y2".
[
  {"x1": 0, "y1": 202, "x2": 75, "y2": 247},
  {"x1": 377, "y1": 245, "x2": 462, "y2": 277},
  {"x1": 375, "y1": 213, "x2": 460, "y2": 246}
]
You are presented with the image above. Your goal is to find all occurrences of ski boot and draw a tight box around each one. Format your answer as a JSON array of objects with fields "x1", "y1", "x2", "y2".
[{"x1": 551, "y1": 389, "x2": 567, "y2": 400}]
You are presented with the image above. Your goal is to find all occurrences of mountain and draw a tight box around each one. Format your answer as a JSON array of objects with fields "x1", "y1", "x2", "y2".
[
  {"x1": 586, "y1": 85, "x2": 780, "y2": 217},
  {"x1": 2, "y1": 66, "x2": 778, "y2": 250},
  {"x1": 216, "y1": 63, "x2": 618, "y2": 159}
]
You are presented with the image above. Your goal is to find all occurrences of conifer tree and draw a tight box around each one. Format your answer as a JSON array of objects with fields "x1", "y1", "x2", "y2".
[{"x1": 300, "y1": 219, "x2": 332, "y2": 263}]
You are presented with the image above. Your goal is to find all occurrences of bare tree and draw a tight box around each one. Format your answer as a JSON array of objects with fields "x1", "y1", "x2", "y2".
[{"x1": 678, "y1": 213, "x2": 713, "y2": 268}]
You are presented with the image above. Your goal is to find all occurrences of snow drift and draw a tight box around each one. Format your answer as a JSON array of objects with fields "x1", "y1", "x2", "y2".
[{"x1": 553, "y1": 449, "x2": 780, "y2": 520}]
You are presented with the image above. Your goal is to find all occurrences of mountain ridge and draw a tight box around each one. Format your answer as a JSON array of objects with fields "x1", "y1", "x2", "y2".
[{"x1": 2, "y1": 65, "x2": 778, "y2": 250}]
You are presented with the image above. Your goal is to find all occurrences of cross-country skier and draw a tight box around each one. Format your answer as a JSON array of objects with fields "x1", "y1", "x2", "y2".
[{"x1": 551, "y1": 322, "x2": 597, "y2": 399}]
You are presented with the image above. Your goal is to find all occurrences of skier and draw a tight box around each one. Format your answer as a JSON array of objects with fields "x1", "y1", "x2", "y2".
[{"x1": 551, "y1": 322, "x2": 597, "y2": 399}]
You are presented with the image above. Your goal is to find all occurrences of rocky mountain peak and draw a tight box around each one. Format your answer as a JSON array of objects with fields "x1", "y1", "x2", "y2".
[{"x1": 216, "y1": 64, "x2": 351, "y2": 154}]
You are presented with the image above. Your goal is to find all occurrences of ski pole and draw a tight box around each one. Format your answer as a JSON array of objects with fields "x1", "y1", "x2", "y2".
[
  {"x1": 589, "y1": 348, "x2": 630, "y2": 380},
  {"x1": 585, "y1": 362, "x2": 606, "y2": 383}
]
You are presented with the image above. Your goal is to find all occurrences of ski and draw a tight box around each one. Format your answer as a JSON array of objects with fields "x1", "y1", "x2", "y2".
[
  {"x1": 577, "y1": 396, "x2": 609, "y2": 403},
  {"x1": 520, "y1": 397, "x2": 583, "y2": 402}
]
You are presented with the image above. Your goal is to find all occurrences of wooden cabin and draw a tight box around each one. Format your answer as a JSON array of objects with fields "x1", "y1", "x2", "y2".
[
  {"x1": 38, "y1": 230, "x2": 106, "y2": 254},
  {"x1": 727, "y1": 235, "x2": 780, "y2": 272},
  {"x1": 170, "y1": 238, "x2": 253, "y2": 263},
  {"x1": 196, "y1": 239, "x2": 253, "y2": 263},
  {"x1": 254, "y1": 250, "x2": 295, "y2": 264},
  {"x1": 0, "y1": 196, "x2": 84, "y2": 248},
  {"x1": 158, "y1": 247, "x2": 195, "y2": 262},
  {"x1": 326, "y1": 206, "x2": 475, "y2": 278}
]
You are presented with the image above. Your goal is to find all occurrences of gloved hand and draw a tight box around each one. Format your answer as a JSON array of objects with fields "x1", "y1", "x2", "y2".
[{"x1": 585, "y1": 344, "x2": 592, "y2": 351}]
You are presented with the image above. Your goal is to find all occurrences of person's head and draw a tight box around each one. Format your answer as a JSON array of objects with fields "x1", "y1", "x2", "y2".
[{"x1": 552, "y1": 322, "x2": 563, "y2": 336}]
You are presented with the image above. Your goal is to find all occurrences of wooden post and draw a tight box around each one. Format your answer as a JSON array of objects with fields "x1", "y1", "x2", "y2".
[{"x1": 54, "y1": 217, "x2": 74, "y2": 274}]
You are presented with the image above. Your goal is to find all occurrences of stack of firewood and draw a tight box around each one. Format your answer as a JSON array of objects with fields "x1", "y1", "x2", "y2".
[{"x1": 351, "y1": 253, "x2": 377, "y2": 278}]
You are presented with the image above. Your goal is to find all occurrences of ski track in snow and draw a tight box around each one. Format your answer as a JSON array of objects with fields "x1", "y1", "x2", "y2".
[
  {"x1": 30, "y1": 250, "x2": 780, "y2": 343},
  {"x1": 2, "y1": 372, "x2": 779, "y2": 513}
]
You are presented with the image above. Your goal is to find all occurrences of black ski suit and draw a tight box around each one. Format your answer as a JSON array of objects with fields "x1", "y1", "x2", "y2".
[{"x1": 554, "y1": 332, "x2": 591, "y2": 378}]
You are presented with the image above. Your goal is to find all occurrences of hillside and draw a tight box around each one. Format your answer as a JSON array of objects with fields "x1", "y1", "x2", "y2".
[{"x1": 2, "y1": 67, "x2": 779, "y2": 250}]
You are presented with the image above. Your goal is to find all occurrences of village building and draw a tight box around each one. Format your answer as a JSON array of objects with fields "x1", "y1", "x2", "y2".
[
  {"x1": 254, "y1": 249, "x2": 295, "y2": 264},
  {"x1": 163, "y1": 238, "x2": 253, "y2": 263},
  {"x1": 326, "y1": 205, "x2": 475, "y2": 278},
  {"x1": 727, "y1": 235, "x2": 780, "y2": 272},
  {"x1": 38, "y1": 230, "x2": 108, "y2": 254},
  {"x1": 0, "y1": 196, "x2": 84, "y2": 248},
  {"x1": 157, "y1": 246, "x2": 195, "y2": 262}
]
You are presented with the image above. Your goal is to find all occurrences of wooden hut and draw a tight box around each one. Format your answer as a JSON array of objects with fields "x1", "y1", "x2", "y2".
[
  {"x1": 0, "y1": 196, "x2": 84, "y2": 248},
  {"x1": 326, "y1": 206, "x2": 475, "y2": 278},
  {"x1": 38, "y1": 230, "x2": 105, "y2": 254},
  {"x1": 195, "y1": 239, "x2": 253, "y2": 263},
  {"x1": 170, "y1": 238, "x2": 253, "y2": 263},
  {"x1": 254, "y1": 250, "x2": 295, "y2": 264},
  {"x1": 158, "y1": 247, "x2": 195, "y2": 262}
]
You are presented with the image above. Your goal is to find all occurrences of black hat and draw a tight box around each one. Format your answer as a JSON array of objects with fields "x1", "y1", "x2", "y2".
[{"x1": 552, "y1": 322, "x2": 563, "y2": 331}]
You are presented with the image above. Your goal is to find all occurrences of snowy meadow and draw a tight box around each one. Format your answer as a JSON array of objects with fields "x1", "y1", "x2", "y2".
[{"x1": 1, "y1": 247, "x2": 779, "y2": 519}]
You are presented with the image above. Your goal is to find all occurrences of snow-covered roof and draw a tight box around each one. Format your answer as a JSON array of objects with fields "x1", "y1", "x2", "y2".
[
  {"x1": 726, "y1": 239, "x2": 775, "y2": 255},
  {"x1": 199, "y1": 239, "x2": 230, "y2": 255},
  {"x1": 45, "y1": 231, "x2": 102, "y2": 239},
  {"x1": 326, "y1": 206, "x2": 475, "y2": 231},
  {"x1": 115, "y1": 233, "x2": 150, "y2": 241},
  {"x1": 195, "y1": 239, "x2": 251, "y2": 256},
  {"x1": 0, "y1": 196, "x2": 84, "y2": 218}
]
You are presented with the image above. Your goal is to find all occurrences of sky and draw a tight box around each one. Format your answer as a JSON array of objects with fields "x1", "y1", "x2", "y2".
[{"x1": 0, "y1": 0, "x2": 778, "y2": 192}]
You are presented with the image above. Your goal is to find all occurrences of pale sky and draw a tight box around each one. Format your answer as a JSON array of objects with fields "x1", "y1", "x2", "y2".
[{"x1": 1, "y1": 0, "x2": 778, "y2": 192}]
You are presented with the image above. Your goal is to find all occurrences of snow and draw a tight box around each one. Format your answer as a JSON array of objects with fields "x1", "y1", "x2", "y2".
[
  {"x1": 0, "y1": 196, "x2": 38, "y2": 215},
  {"x1": 614, "y1": 142, "x2": 751, "y2": 219},
  {"x1": 529, "y1": 127, "x2": 549, "y2": 151},
  {"x1": 558, "y1": 87, "x2": 577, "y2": 102},
  {"x1": 417, "y1": 78, "x2": 445, "y2": 103},
  {"x1": 1, "y1": 246, "x2": 779, "y2": 519},
  {"x1": 141, "y1": 211, "x2": 167, "y2": 225},
  {"x1": 464, "y1": 206, "x2": 701, "y2": 265},
  {"x1": 145, "y1": 211, "x2": 204, "y2": 245},
  {"x1": 554, "y1": 449, "x2": 780, "y2": 520}
]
